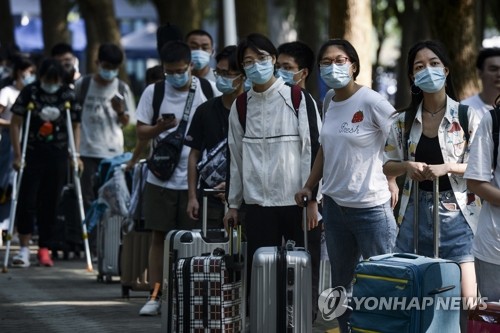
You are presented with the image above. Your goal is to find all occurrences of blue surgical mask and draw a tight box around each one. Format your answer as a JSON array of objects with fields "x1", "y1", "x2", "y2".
[
  {"x1": 320, "y1": 63, "x2": 352, "y2": 89},
  {"x1": 165, "y1": 71, "x2": 190, "y2": 88},
  {"x1": 276, "y1": 68, "x2": 303, "y2": 85},
  {"x1": 244, "y1": 59, "x2": 274, "y2": 85},
  {"x1": 99, "y1": 67, "x2": 119, "y2": 81},
  {"x1": 244, "y1": 78, "x2": 252, "y2": 92},
  {"x1": 22, "y1": 74, "x2": 36, "y2": 86},
  {"x1": 216, "y1": 75, "x2": 240, "y2": 94},
  {"x1": 414, "y1": 67, "x2": 446, "y2": 93},
  {"x1": 191, "y1": 50, "x2": 211, "y2": 70},
  {"x1": 41, "y1": 82, "x2": 61, "y2": 94}
]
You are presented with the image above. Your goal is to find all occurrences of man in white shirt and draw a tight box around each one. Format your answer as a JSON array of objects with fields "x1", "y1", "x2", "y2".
[{"x1": 462, "y1": 48, "x2": 500, "y2": 117}]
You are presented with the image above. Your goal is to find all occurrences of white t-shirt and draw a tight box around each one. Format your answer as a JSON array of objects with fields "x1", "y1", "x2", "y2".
[
  {"x1": 462, "y1": 94, "x2": 491, "y2": 119},
  {"x1": 0, "y1": 85, "x2": 20, "y2": 121},
  {"x1": 135, "y1": 77, "x2": 209, "y2": 190},
  {"x1": 320, "y1": 86, "x2": 395, "y2": 208},
  {"x1": 463, "y1": 112, "x2": 500, "y2": 265},
  {"x1": 76, "y1": 77, "x2": 136, "y2": 159}
]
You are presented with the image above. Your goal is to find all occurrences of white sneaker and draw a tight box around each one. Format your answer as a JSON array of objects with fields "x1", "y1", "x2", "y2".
[
  {"x1": 139, "y1": 297, "x2": 161, "y2": 316},
  {"x1": 12, "y1": 247, "x2": 30, "y2": 268}
]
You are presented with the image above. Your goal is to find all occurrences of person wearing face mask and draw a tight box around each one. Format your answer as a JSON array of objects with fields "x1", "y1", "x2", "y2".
[
  {"x1": 185, "y1": 29, "x2": 217, "y2": 83},
  {"x1": 295, "y1": 38, "x2": 398, "y2": 332},
  {"x1": 135, "y1": 40, "x2": 218, "y2": 316},
  {"x1": 74, "y1": 43, "x2": 135, "y2": 217},
  {"x1": 0, "y1": 56, "x2": 36, "y2": 232},
  {"x1": 224, "y1": 33, "x2": 322, "y2": 310},
  {"x1": 8, "y1": 58, "x2": 82, "y2": 268},
  {"x1": 185, "y1": 45, "x2": 244, "y2": 227},
  {"x1": 51, "y1": 42, "x2": 81, "y2": 87},
  {"x1": 383, "y1": 40, "x2": 482, "y2": 331}
]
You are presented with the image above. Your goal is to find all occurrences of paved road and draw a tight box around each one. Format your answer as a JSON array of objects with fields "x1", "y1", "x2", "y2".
[{"x1": 0, "y1": 245, "x2": 338, "y2": 332}]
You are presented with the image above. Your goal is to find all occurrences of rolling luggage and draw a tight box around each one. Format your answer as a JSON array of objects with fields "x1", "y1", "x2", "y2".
[
  {"x1": 96, "y1": 214, "x2": 123, "y2": 282},
  {"x1": 350, "y1": 180, "x2": 461, "y2": 333},
  {"x1": 468, "y1": 302, "x2": 500, "y2": 332},
  {"x1": 250, "y1": 199, "x2": 312, "y2": 333},
  {"x1": 161, "y1": 189, "x2": 247, "y2": 332},
  {"x1": 120, "y1": 161, "x2": 151, "y2": 297}
]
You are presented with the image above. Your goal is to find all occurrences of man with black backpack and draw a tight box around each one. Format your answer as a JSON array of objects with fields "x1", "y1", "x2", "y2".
[{"x1": 135, "y1": 40, "x2": 218, "y2": 316}]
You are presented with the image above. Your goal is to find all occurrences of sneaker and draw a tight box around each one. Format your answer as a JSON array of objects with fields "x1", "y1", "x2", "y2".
[
  {"x1": 37, "y1": 248, "x2": 54, "y2": 267},
  {"x1": 139, "y1": 297, "x2": 161, "y2": 316},
  {"x1": 12, "y1": 247, "x2": 30, "y2": 268}
]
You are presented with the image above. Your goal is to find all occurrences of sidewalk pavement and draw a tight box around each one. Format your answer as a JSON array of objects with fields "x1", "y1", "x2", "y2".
[{"x1": 0, "y1": 244, "x2": 339, "y2": 333}]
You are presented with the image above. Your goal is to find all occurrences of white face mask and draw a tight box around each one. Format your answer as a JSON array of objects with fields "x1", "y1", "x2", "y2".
[
  {"x1": 320, "y1": 63, "x2": 352, "y2": 89},
  {"x1": 191, "y1": 50, "x2": 211, "y2": 70}
]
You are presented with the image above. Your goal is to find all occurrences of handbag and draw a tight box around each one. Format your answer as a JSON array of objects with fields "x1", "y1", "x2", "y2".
[
  {"x1": 146, "y1": 80, "x2": 196, "y2": 181},
  {"x1": 196, "y1": 138, "x2": 227, "y2": 188}
]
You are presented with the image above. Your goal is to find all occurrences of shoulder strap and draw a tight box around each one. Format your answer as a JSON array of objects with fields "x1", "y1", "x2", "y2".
[
  {"x1": 491, "y1": 107, "x2": 500, "y2": 170},
  {"x1": 290, "y1": 84, "x2": 302, "y2": 114},
  {"x1": 199, "y1": 77, "x2": 214, "y2": 100},
  {"x1": 118, "y1": 80, "x2": 126, "y2": 97},
  {"x1": 322, "y1": 89, "x2": 336, "y2": 119},
  {"x1": 236, "y1": 92, "x2": 248, "y2": 132},
  {"x1": 78, "y1": 75, "x2": 92, "y2": 105},
  {"x1": 152, "y1": 80, "x2": 165, "y2": 125},
  {"x1": 458, "y1": 104, "x2": 470, "y2": 144}
]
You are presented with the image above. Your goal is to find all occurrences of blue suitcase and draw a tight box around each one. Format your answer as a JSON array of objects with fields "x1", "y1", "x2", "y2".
[{"x1": 350, "y1": 180, "x2": 461, "y2": 333}]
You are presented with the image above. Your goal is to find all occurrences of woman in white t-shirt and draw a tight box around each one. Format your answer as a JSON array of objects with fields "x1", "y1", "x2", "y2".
[
  {"x1": 0, "y1": 56, "x2": 36, "y2": 218},
  {"x1": 295, "y1": 39, "x2": 398, "y2": 333},
  {"x1": 464, "y1": 109, "x2": 500, "y2": 303}
]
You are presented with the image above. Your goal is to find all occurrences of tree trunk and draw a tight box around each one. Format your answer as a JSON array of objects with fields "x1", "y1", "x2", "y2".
[
  {"x1": 0, "y1": 0, "x2": 15, "y2": 48},
  {"x1": 235, "y1": 0, "x2": 268, "y2": 39},
  {"x1": 329, "y1": 0, "x2": 373, "y2": 87},
  {"x1": 151, "y1": 0, "x2": 205, "y2": 38},
  {"x1": 40, "y1": 0, "x2": 71, "y2": 57},
  {"x1": 422, "y1": 0, "x2": 479, "y2": 100},
  {"x1": 78, "y1": 0, "x2": 123, "y2": 78}
]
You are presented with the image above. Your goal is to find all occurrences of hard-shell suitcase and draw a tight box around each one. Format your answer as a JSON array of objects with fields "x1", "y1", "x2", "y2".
[
  {"x1": 96, "y1": 214, "x2": 122, "y2": 282},
  {"x1": 161, "y1": 189, "x2": 247, "y2": 332},
  {"x1": 172, "y1": 224, "x2": 244, "y2": 332},
  {"x1": 350, "y1": 180, "x2": 462, "y2": 333},
  {"x1": 468, "y1": 302, "x2": 500, "y2": 333},
  {"x1": 50, "y1": 183, "x2": 84, "y2": 259},
  {"x1": 120, "y1": 160, "x2": 151, "y2": 297},
  {"x1": 250, "y1": 199, "x2": 312, "y2": 333}
]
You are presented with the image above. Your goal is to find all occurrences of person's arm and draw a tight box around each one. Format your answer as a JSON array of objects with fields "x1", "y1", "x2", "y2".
[
  {"x1": 125, "y1": 138, "x2": 150, "y2": 170},
  {"x1": 10, "y1": 114, "x2": 23, "y2": 171},
  {"x1": 187, "y1": 148, "x2": 201, "y2": 220},
  {"x1": 295, "y1": 146, "x2": 324, "y2": 206},
  {"x1": 0, "y1": 104, "x2": 9, "y2": 128},
  {"x1": 467, "y1": 179, "x2": 500, "y2": 206},
  {"x1": 136, "y1": 118, "x2": 177, "y2": 141}
]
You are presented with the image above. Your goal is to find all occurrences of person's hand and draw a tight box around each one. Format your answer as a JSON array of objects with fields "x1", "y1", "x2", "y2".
[
  {"x1": 388, "y1": 178, "x2": 399, "y2": 209},
  {"x1": 187, "y1": 197, "x2": 200, "y2": 220},
  {"x1": 111, "y1": 95, "x2": 125, "y2": 114},
  {"x1": 406, "y1": 161, "x2": 427, "y2": 182},
  {"x1": 294, "y1": 187, "x2": 312, "y2": 207},
  {"x1": 213, "y1": 182, "x2": 226, "y2": 202},
  {"x1": 77, "y1": 157, "x2": 84, "y2": 176},
  {"x1": 305, "y1": 201, "x2": 319, "y2": 231},
  {"x1": 124, "y1": 159, "x2": 136, "y2": 172},
  {"x1": 12, "y1": 156, "x2": 22, "y2": 172},
  {"x1": 223, "y1": 208, "x2": 238, "y2": 229},
  {"x1": 422, "y1": 164, "x2": 449, "y2": 180},
  {"x1": 156, "y1": 116, "x2": 178, "y2": 132}
]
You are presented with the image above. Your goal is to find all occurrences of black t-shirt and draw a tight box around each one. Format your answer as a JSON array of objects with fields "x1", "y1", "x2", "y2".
[
  {"x1": 184, "y1": 96, "x2": 229, "y2": 152},
  {"x1": 11, "y1": 82, "x2": 81, "y2": 154},
  {"x1": 415, "y1": 134, "x2": 452, "y2": 191}
]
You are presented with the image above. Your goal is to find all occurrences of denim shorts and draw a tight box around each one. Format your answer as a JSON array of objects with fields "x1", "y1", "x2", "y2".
[{"x1": 395, "y1": 189, "x2": 474, "y2": 263}]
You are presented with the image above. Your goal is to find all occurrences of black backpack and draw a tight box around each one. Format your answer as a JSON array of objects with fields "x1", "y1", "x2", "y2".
[{"x1": 491, "y1": 96, "x2": 500, "y2": 170}]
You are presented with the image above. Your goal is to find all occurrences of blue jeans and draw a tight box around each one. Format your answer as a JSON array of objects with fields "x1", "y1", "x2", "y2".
[
  {"x1": 323, "y1": 196, "x2": 397, "y2": 332},
  {"x1": 395, "y1": 189, "x2": 474, "y2": 263}
]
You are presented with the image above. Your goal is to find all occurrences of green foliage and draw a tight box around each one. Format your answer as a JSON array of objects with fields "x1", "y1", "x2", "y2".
[{"x1": 123, "y1": 123, "x2": 137, "y2": 153}]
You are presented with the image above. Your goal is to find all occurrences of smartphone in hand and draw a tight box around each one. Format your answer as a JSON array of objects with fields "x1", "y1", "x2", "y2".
[
  {"x1": 162, "y1": 113, "x2": 175, "y2": 120},
  {"x1": 113, "y1": 92, "x2": 124, "y2": 102}
]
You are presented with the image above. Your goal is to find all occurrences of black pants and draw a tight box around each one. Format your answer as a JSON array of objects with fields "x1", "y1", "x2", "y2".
[
  {"x1": 16, "y1": 148, "x2": 68, "y2": 248},
  {"x1": 80, "y1": 156, "x2": 102, "y2": 211}
]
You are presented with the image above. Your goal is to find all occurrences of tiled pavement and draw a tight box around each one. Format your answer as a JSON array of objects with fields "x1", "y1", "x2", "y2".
[{"x1": 0, "y1": 245, "x2": 339, "y2": 333}]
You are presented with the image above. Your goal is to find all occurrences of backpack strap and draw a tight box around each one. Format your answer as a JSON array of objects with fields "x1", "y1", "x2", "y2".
[
  {"x1": 236, "y1": 92, "x2": 248, "y2": 132},
  {"x1": 290, "y1": 84, "x2": 302, "y2": 114},
  {"x1": 199, "y1": 77, "x2": 214, "y2": 100},
  {"x1": 77, "y1": 75, "x2": 92, "y2": 105},
  {"x1": 458, "y1": 104, "x2": 470, "y2": 144},
  {"x1": 491, "y1": 107, "x2": 500, "y2": 170},
  {"x1": 152, "y1": 80, "x2": 165, "y2": 125},
  {"x1": 322, "y1": 89, "x2": 336, "y2": 119}
]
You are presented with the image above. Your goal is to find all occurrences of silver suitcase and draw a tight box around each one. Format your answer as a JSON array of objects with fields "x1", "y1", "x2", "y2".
[
  {"x1": 161, "y1": 189, "x2": 247, "y2": 332},
  {"x1": 96, "y1": 214, "x2": 122, "y2": 282},
  {"x1": 250, "y1": 202, "x2": 312, "y2": 333}
]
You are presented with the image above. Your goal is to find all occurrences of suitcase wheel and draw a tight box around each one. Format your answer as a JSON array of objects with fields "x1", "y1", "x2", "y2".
[{"x1": 122, "y1": 286, "x2": 130, "y2": 299}]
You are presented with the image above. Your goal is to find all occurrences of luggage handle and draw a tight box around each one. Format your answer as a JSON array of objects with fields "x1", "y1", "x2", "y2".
[
  {"x1": 393, "y1": 253, "x2": 420, "y2": 260},
  {"x1": 202, "y1": 188, "x2": 226, "y2": 238},
  {"x1": 413, "y1": 179, "x2": 440, "y2": 258},
  {"x1": 302, "y1": 196, "x2": 308, "y2": 251},
  {"x1": 428, "y1": 285, "x2": 456, "y2": 295}
]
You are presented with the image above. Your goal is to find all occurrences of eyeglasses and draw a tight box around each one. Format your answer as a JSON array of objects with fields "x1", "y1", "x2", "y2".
[
  {"x1": 276, "y1": 65, "x2": 300, "y2": 72},
  {"x1": 214, "y1": 70, "x2": 241, "y2": 78},
  {"x1": 164, "y1": 66, "x2": 189, "y2": 76},
  {"x1": 242, "y1": 55, "x2": 271, "y2": 68},
  {"x1": 319, "y1": 56, "x2": 350, "y2": 67}
]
